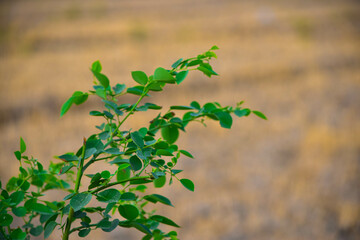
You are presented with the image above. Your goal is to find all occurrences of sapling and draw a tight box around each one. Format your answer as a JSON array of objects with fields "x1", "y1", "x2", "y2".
[{"x1": 0, "y1": 46, "x2": 266, "y2": 240}]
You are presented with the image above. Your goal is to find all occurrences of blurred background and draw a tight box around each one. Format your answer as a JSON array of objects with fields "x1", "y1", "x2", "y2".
[{"x1": 0, "y1": 0, "x2": 359, "y2": 239}]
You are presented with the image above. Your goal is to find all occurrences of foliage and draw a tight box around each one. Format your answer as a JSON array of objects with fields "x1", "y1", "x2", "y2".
[{"x1": 0, "y1": 46, "x2": 266, "y2": 240}]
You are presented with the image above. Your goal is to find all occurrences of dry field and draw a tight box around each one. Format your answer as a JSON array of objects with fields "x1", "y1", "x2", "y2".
[{"x1": 0, "y1": 0, "x2": 359, "y2": 239}]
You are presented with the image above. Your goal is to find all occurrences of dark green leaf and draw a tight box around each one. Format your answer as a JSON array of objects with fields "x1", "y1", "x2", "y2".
[
  {"x1": 130, "y1": 155, "x2": 142, "y2": 171},
  {"x1": 20, "y1": 137, "x2": 26, "y2": 153},
  {"x1": 180, "y1": 178, "x2": 194, "y2": 191},
  {"x1": 161, "y1": 125, "x2": 179, "y2": 144},
  {"x1": 131, "y1": 131, "x2": 144, "y2": 149},
  {"x1": 10, "y1": 191, "x2": 24, "y2": 205},
  {"x1": 101, "y1": 170, "x2": 111, "y2": 179},
  {"x1": 0, "y1": 213, "x2": 13, "y2": 226},
  {"x1": 120, "y1": 192, "x2": 136, "y2": 201},
  {"x1": 127, "y1": 86, "x2": 147, "y2": 96},
  {"x1": 150, "y1": 215, "x2": 180, "y2": 228},
  {"x1": 155, "y1": 149, "x2": 173, "y2": 156},
  {"x1": 30, "y1": 226, "x2": 43, "y2": 236},
  {"x1": 10, "y1": 228, "x2": 26, "y2": 240},
  {"x1": 143, "y1": 194, "x2": 173, "y2": 207},
  {"x1": 101, "y1": 219, "x2": 119, "y2": 232},
  {"x1": 44, "y1": 221, "x2": 57, "y2": 239},
  {"x1": 131, "y1": 71, "x2": 148, "y2": 85},
  {"x1": 116, "y1": 168, "x2": 131, "y2": 183},
  {"x1": 153, "y1": 67, "x2": 175, "y2": 83},
  {"x1": 12, "y1": 207, "x2": 27, "y2": 217},
  {"x1": 70, "y1": 193, "x2": 92, "y2": 211},
  {"x1": 14, "y1": 151, "x2": 21, "y2": 160},
  {"x1": 252, "y1": 110, "x2": 267, "y2": 120},
  {"x1": 97, "y1": 189, "x2": 121, "y2": 203},
  {"x1": 60, "y1": 163, "x2": 74, "y2": 175},
  {"x1": 32, "y1": 203, "x2": 53, "y2": 214},
  {"x1": 190, "y1": 101, "x2": 201, "y2": 110},
  {"x1": 175, "y1": 70, "x2": 188, "y2": 84},
  {"x1": 57, "y1": 154, "x2": 78, "y2": 162},
  {"x1": 78, "y1": 228, "x2": 91, "y2": 237},
  {"x1": 170, "y1": 105, "x2": 194, "y2": 110},
  {"x1": 118, "y1": 204, "x2": 139, "y2": 220},
  {"x1": 91, "y1": 60, "x2": 102, "y2": 73}
]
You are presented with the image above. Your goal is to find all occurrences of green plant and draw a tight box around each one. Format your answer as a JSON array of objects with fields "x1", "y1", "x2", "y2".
[{"x1": 0, "y1": 46, "x2": 266, "y2": 240}]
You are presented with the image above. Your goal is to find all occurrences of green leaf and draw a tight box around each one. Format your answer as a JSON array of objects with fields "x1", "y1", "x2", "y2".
[
  {"x1": 127, "y1": 86, "x2": 147, "y2": 96},
  {"x1": 197, "y1": 63, "x2": 218, "y2": 77},
  {"x1": 150, "y1": 215, "x2": 180, "y2": 228},
  {"x1": 0, "y1": 213, "x2": 13, "y2": 226},
  {"x1": 12, "y1": 207, "x2": 27, "y2": 217},
  {"x1": 30, "y1": 226, "x2": 43, "y2": 236},
  {"x1": 130, "y1": 155, "x2": 142, "y2": 171},
  {"x1": 179, "y1": 150, "x2": 194, "y2": 158},
  {"x1": 252, "y1": 110, "x2": 267, "y2": 120},
  {"x1": 10, "y1": 228, "x2": 26, "y2": 240},
  {"x1": 44, "y1": 221, "x2": 57, "y2": 239},
  {"x1": 129, "y1": 222, "x2": 152, "y2": 235},
  {"x1": 120, "y1": 192, "x2": 136, "y2": 201},
  {"x1": 214, "y1": 111, "x2": 233, "y2": 129},
  {"x1": 143, "y1": 194, "x2": 173, "y2": 207},
  {"x1": 97, "y1": 189, "x2": 121, "y2": 203},
  {"x1": 10, "y1": 191, "x2": 24, "y2": 205},
  {"x1": 60, "y1": 96, "x2": 73, "y2": 117},
  {"x1": 210, "y1": 45, "x2": 219, "y2": 50},
  {"x1": 131, "y1": 131, "x2": 144, "y2": 149},
  {"x1": 78, "y1": 228, "x2": 91, "y2": 237},
  {"x1": 131, "y1": 71, "x2": 148, "y2": 85},
  {"x1": 171, "y1": 58, "x2": 183, "y2": 68},
  {"x1": 234, "y1": 108, "x2": 251, "y2": 117},
  {"x1": 118, "y1": 204, "x2": 139, "y2": 220},
  {"x1": 153, "y1": 176, "x2": 166, "y2": 188},
  {"x1": 32, "y1": 203, "x2": 53, "y2": 214},
  {"x1": 91, "y1": 60, "x2": 102, "y2": 73},
  {"x1": 72, "y1": 91, "x2": 89, "y2": 105},
  {"x1": 175, "y1": 70, "x2": 188, "y2": 84},
  {"x1": 14, "y1": 151, "x2": 21, "y2": 160},
  {"x1": 57, "y1": 154, "x2": 79, "y2": 162},
  {"x1": 113, "y1": 84, "x2": 126, "y2": 95},
  {"x1": 70, "y1": 192, "x2": 92, "y2": 211},
  {"x1": 170, "y1": 105, "x2": 194, "y2": 110},
  {"x1": 155, "y1": 149, "x2": 173, "y2": 156},
  {"x1": 190, "y1": 101, "x2": 201, "y2": 110},
  {"x1": 116, "y1": 168, "x2": 131, "y2": 183},
  {"x1": 20, "y1": 137, "x2": 26, "y2": 153},
  {"x1": 161, "y1": 125, "x2": 179, "y2": 144},
  {"x1": 101, "y1": 170, "x2": 111, "y2": 179},
  {"x1": 93, "y1": 71, "x2": 110, "y2": 89},
  {"x1": 180, "y1": 178, "x2": 194, "y2": 191},
  {"x1": 153, "y1": 67, "x2": 175, "y2": 83}
]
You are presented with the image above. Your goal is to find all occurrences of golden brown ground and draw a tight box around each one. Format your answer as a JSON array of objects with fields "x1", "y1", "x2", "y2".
[{"x1": 0, "y1": 0, "x2": 359, "y2": 239}]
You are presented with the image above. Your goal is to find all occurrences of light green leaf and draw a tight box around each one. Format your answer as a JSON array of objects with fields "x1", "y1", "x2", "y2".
[
  {"x1": 20, "y1": 137, "x2": 26, "y2": 153},
  {"x1": 175, "y1": 70, "x2": 188, "y2": 84},
  {"x1": 91, "y1": 60, "x2": 102, "y2": 73},
  {"x1": 131, "y1": 71, "x2": 148, "y2": 85},
  {"x1": 153, "y1": 175, "x2": 166, "y2": 188},
  {"x1": 92, "y1": 71, "x2": 110, "y2": 89},
  {"x1": 153, "y1": 67, "x2": 175, "y2": 83},
  {"x1": 252, "y1": 110, "x2": 267, "y2": 120}
]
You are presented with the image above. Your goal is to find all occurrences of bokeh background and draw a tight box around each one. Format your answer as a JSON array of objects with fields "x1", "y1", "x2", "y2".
[{"x1": 1, "y1": 0, "x2": 359, "y2": 239}]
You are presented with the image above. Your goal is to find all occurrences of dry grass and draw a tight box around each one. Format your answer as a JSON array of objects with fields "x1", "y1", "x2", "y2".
[{"x1": 0, "y1": 0, "x2": 359, "y2": 239}]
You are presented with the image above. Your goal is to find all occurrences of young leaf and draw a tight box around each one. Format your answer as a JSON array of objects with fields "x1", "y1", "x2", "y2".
[
  {"x1": 210, "y1": 45, "x2": 219, "y2": 50},
  {"x1": 131, "y1": 71, "x2": 148, "y2": 85},
  {"x1": 70, "y1": 192, "x2": 92, "y2": 211},
  {"x1": 91, "y1": 60, "x2": 102, "y2": 73},
  {"x1": 60, "y1": 96, "x2": 73, "y2": 117},
  {"x1": 252, "y1": 110, "x2": 267, "y2": 120},
  {"x1": 20, "y1": 137, "x2": 26, "y2": 153},
  {"x1": 180, "y1": 178, "x2": 194, "y2": 191}
]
